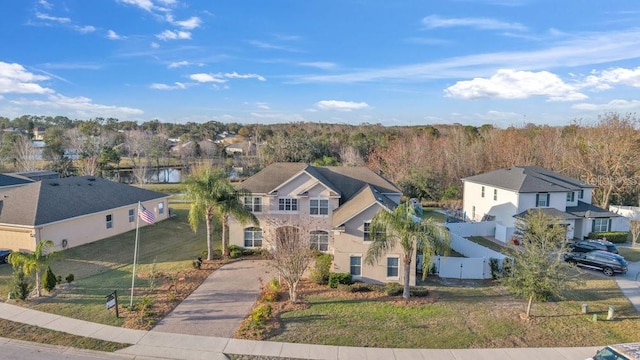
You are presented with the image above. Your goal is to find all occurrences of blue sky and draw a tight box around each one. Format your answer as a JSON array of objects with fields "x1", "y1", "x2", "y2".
[{"x1": 1, "y1": 0, "x2": 640, "y2": 127}]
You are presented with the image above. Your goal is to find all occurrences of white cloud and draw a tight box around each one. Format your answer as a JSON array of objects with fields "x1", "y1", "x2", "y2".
[
  {"x1": 422, "y1": 15, "x2": 526, "y2": 31},
  {"x1": 168, "y1": 61, "x2": 189, "y2": 68},
  {"x1": 315, "y1": 100, "x2": 370, "y2": 111},
  {"x1": 256, "y1": 102, "x2": 270, "y2": 110},
  {"x1": 38, "y1": 0, "x2": 53, "y2": 9},
  {"x1": 189, "y1": 73, "x2": 226, "y2": 83},
  {"x1": 149, "y1": 82, "x2": 187, "y2": 90},
  {"x1": 175, "y1": 16, "x2": 201, "y2": 30},
  {"x1": 107, "y1": 30, "x2": 124, "y2": 40},
  {"x1": 224, "y1": 72, "x2": 266, "y2": 81},
  {"x1": 572, "y1": 99, "x2": 640, "y2": 111},
  {"x1": 117, "y1": 0, "x2": 154, "y2": 12},
  {"x1": 582, "y1": 67, "x2": 640, "y2": 90},
  {"x1": 74, "y1": 25, "x2": 96, "y2": 34},
  {"x1": 150, "y1": 42, "x2": 160, "y2": 48},
  {"x1": 299, "y1": 62, "x2": 337, "y2": 70},
  {"x1": 444, "y1": 69, "x2": 587, "y2": 101},
  {"x1": 11, "y1": 93, "x2": 144, "y2": 118},
  {"x1": 156, "y1": 30, "x2": 191, "y2": 40},
  {"x1": 0, "y1": 62, "x2": 53, "y2": 95},
  {"x1": 35, "y1": 12, "x2": 70, "y2": 23}
]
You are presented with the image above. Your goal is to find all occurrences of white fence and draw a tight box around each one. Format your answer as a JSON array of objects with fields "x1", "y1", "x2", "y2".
[
  {"x1": 431, "y1": 256, "x2": 492, "y2": 279},
  {"x1": 445, "y1": 221, "x2": 495, "y2": 237},
  {"x1": 495, "y1": 223, "x2": 516, "y2": 243},
  {"x1": 610, "y1": 205, "x2": 640, "y2": 220}
]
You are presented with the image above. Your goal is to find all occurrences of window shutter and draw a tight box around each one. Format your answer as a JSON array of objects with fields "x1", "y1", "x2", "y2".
[
  {"x1": 546, "y1": 194, "x2": 550, "y2": 207},
  {"x1": 607, "y1": 218, "x2": 611, "y2": 232},
  {"x1": 536, "y1": 194, "x2": 539, "y2": 206},
  {"x1": 592, "y1": 219, "x2": 596, "y2": 233}
]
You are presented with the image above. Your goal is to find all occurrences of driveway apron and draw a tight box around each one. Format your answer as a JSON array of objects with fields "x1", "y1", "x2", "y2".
[{"x1": 151, "y1": 259, "x2": 273, "y2": 338}]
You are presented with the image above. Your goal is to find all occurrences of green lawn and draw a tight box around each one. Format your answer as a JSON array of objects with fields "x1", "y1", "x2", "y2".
[
  {"x1": 268, "y1": 277, "x2": 640, "y2": 348},
  {"x1": 466, "y1": 236, "x2": 516, "y2": 256},
  {"x1": 421, "y1": 207, "x2": 447, "y2": 223},
  {"x1": 0, "y1": 203, "x2": 219, "y2": 326},
  {"x1": 619, "y1": 246, "x2": 640, "y2": 262}
]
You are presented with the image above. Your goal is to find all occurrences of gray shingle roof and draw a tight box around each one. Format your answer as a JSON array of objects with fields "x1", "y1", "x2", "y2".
[
  {"x1": 514, "y1": 208, "x2": 581, "y2": 221},
  {"x1": 332, "y1": 184, "x2": 397, "y2": 228},
  {"x1": 462, "y1": 166, "x2": 593, "y2": 193},
  {"x1": 0, "y1": 173, "x2": 34, "y2": 187},
  {"x1": 567, "y1": 201, "x2": 620, "y2": 219},
  {"x1": 238, "y1": 163, "x2": 401, "y2": 204},
  {"x1": 0, "y1": 176, "x2": 169, "y2": 226}
]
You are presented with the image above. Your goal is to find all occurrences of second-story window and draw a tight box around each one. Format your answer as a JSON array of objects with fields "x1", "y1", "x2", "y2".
[
  {"x1": 244, "y1": 196, "x2": 262, "y2": 212},
  {"x1": 493, "y1": 189, "x2": 497, "y2": 201},
  {"x1": 481, "y1": 186, "x2": 485, "y2": 198},
  {"x1": 566, "y1": 192, "x2": 575, "y2": 202},
  {"x1": 278, "y1": 198, "x2": 298, "y2": 211},
  {"x1": 579, "y1": 189, "x2": 584, "y2": 199},
  {"x1": 536, "y1": 193, "x2": 550, "y2": 207},
  {"x1": 310, "y1": 199, "x2": 329, "y2": 215}
]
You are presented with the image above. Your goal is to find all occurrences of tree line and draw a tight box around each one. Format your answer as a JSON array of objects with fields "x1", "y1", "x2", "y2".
[{"x1": 1, "y1": 112, "x2": 638, "y2": 208}]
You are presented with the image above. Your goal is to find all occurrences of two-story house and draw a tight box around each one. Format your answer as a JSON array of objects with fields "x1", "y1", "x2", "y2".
[
  {"x1": 462, "y1": 166, "x2": 627, "y2": 242},
  {"x1": 228, "y1": 162, "x2": 417, "y2": 285}
]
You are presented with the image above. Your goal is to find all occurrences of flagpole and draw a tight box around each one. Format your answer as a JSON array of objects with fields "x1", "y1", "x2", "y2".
[{"x1": 130, "y1": 201, "x2": 141, "y2": 308}]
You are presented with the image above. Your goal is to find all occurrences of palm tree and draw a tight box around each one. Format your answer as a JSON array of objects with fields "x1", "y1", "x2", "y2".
[
  {"x1": 365, "y1": 202, "x2": 449, "y2": 299},
  {"x1": 7, "y1": 239, "x2": 57, "y2": 297},
  {"x1": 184, "y1": 168, "x2": 258, "y2": 260}
]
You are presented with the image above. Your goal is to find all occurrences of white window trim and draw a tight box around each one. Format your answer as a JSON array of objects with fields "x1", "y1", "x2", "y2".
[
  {"x1": 277, "y1": 197, "x2": 299, "y2": 212},
  {"x1": 310, "y1": 230, "x2": 330, "y2": 252},
  {"x1": 158, "y1": 202, "x2": 164, "y2": 215},
  {"x1": 128, "y1": 208, "x2": 135, "y2": 223},
  {"x1": 244, "y1": 196, "x2": 263, "y2": 213},
  {"x1": 243, "y1": 227, "x2": 263, "y2": 248},
  {"x1": 386, "y1": 255, "x2": 400, "y2": 280},
  {"x1": 309, "y1": 198, "x2": 329, "y2": 216},
  {"x1": 106, "y1": 214, "x2": 113, "y2": 229},
  {"x1": 349, "y1": 254, "x2": 363, "y2": 279}
]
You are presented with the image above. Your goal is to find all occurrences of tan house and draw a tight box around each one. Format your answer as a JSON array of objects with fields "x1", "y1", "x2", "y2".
[
  {"x1": 229, "y1": 163, "x2": 417, "y2": 285},
  {"x1": 0, "y1": 176, "x2": 170, "y2": 252}
]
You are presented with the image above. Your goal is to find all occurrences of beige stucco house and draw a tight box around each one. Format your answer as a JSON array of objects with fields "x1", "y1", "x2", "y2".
[
  {"x1": 0, "y1": 176, "x2": 170, "y2": 252},
  {"x1": 229, "y1": 162, "x2": 418, "y2": 285}
]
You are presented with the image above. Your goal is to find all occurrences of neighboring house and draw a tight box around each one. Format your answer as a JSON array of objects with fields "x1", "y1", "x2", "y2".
[
  {"x1": 462, "y1": 166, "x2": 627, "y2": 242},
  {"x1": 0, "y1": 176, "x2": 170, "y2": 252},
  {"x1": 9, "y1": 170, "x2": 59, "y2": 182},
  {"x1": 33, "y1": 126, "x2": 46, "y2": 141},
  {"x1": 228, "y1": 162, "x2": 413, "y2": 285},
  {"x1": 224, "y1": 141, "x2": 256, "y2": 156}
]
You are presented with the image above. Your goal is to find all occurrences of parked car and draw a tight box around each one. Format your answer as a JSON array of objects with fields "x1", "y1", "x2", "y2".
[
  {"x1": 589, "y1": 342, "x2": 640, "y2": 360},
  {"x1": 564, "y1": 250, "x2": 628, "y2": 276},
  {"x1": 0, "y1": 249, "x2": 11, "y2": 264},
  {"x1": 569, "y1": 239, "x2": 619, "y2": 254}
]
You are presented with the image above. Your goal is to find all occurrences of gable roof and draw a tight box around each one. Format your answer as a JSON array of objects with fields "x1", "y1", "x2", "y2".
[
  {"x1": 462, "y1": 166, "x2": 593, "y2": 193},
  {"x1": 567, "y1": 201, "x2": 620, "y2": 219},
  {"x1": 0, "y1": 176, "x2": 169, "y2": 226},
  {"x1": 238, "y1": 163, "x2": 401, "y2": 204},
  {"x1": 332, "y1": 184, "x2": 397, "y2": 228}
]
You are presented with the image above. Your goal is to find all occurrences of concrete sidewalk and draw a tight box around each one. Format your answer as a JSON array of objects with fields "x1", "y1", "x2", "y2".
[{"x1": 616, "y1": 259, "x2": 640, "y2": 312}]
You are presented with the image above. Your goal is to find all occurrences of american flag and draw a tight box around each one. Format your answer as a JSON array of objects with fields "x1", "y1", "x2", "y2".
[{"x1": 138, "y1": 203, "x2": 156, "y2": 224}]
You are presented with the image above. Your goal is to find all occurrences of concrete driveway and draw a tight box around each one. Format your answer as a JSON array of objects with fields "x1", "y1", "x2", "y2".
[{"x1": 152, "y1": 259, "x2": 273, "y2": 338}]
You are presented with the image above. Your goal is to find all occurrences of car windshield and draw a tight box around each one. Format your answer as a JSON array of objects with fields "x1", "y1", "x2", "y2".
[{"x1": 594, "y1": 347, "x2": 631, "y2": 360}]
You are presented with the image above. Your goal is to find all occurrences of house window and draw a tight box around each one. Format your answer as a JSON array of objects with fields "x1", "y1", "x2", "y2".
[
  {"x1": 363, "y1": 222, "x2": 371, "y2": 241},
  {"x1": 106, "y1": 214, "x2": 113, "y2": 229},
  {"x1": 387, "y1": 257, "x2": 399, "y2": 278},
  {"x1": 579, "y1": 189, "x2": 584, "y2": 199},
  {"x1": 310, "y1": 199, "x2": 329, "y2": 215},
  {"x1": 481, "y1": 186, "x2": 485, "y2": 198},
  {"x1": 593, "y1": 218, "x2": 610, "y2": 233},
  {"x1": 278, "y1": 198, "x2": 298, "y2": 211},
  {"x1": 350, "y1": 256, "x2": 361, "y2": 276},
  {"x1": 158, "y1": 202, "x2": 164, "y2": 215},
  {"x1": 310, "y1": 230, "x2": 329, "y2": 251},
  {"x1": 472, "y1": 206, "x2": 476, "y2": 219},
  {"x1": 493, "y1": 189, "x2": 497, "y2": 201},
  {"x1": 128, "y1": 209, "x2": 135, "y2": 223},
  {"x1": 536, "y1": 193, "x2": 550, "y2": 207},
  {"x1": 244, "y1": 227, "x2": 263, "y2": 248},
  {"x1": 566, "y1": 192, "x2": 575, "y2": 202},
  {"x1": 244, "y1": 197, "x2": 262, "y2": 212}
]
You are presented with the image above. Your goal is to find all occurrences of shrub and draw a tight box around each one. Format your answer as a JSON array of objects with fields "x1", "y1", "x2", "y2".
[
  {"x1": 350, "y1": 283, "x2": 373, "y2": 293},
  {"x1": 328, "y1": 272, "x2": 352, "y2": 288},
  {"x1": 409, "y1": 287, "x2": 429, "y2": 297},
  {"x1": 251, "y1": 303, "x2": 272, "y2": 326},
  {"x1": 384, "y1": 282, "x2": 403, "y2": 296},
  {"x1": 502, "y1": 258, "x2": 513, "y2": 277},
  {"x1": 9, "y1": 266, "x2": 32, "y2": 300},
  {"x1": 489, "y1": 258, "x2": 500, "y2": 280},
  {"x1": 588, "y1": 231, "x2": 629, "y2": 244},
  {"x1": 261, "y1": 278, "x2": 280, "y2": 302},
  {"x1": 229, "y1": 248, "x2": 243, "y2": 259},
  {"x1": 310, "y1": 254, "x2": 333, "y2": 285},
  {"x1": 210, "y1": 249, "x2": 223, "y2": 260},
  {"x1": 268, "y1": 278, "x2": 280, "y2": 291},
  {"x1": 42, "y1": 266, "x2": 57, "y2": 292},
  {"x1": 65, "y1": 273, "x2": 74, "y2": 284}
]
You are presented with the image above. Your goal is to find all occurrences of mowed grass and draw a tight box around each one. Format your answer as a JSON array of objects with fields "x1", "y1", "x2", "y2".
[
  {"x1": 0, "y1": 203, "x2": 218, "y2": 326},
  {"x1": 269, "y1": 276, "x2": 640, "y2": 348},
  {"x1": 619, "y1": 246, "x2": 640, "y2": 262}
]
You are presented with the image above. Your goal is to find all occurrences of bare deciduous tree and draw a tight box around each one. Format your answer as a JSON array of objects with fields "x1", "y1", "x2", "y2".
[
  {"x1": 630, "y1": 220, "x2": 640, "y2": 247},
  {"x1": 265, "y1": 222, "x2": 314, "y2": 303},
  {"x1": 15, "y1": 135, "x2": 40, "y2": 172}
]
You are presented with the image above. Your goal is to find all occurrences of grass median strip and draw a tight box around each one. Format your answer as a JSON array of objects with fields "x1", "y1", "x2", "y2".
[{"x1": 0, "y1": 318, "x2": 129, "y2": 352}]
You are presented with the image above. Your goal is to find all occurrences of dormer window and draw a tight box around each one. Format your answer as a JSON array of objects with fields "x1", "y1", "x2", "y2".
[
  {"x1": 310, "y1": 199, "x2": 329, "y2": 215},
  {"x1": 536, "y1": 193, "x2": 550, "y2": 207}
]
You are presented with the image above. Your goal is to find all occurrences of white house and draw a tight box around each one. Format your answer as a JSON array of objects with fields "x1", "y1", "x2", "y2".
[
  {"x1": 462, "y1": 166, "x2": 627, "y2": 243},
  {"x1": 228, "y1": 162, "x2": 415, "y2": 285}
]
